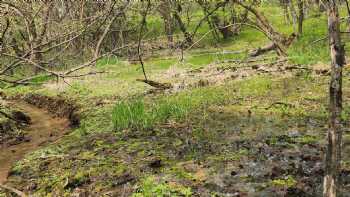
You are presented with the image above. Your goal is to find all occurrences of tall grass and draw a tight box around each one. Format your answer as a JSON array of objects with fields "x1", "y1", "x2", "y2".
[
  {"x1": 112, "y1": 99, "x2": 150, "y2": 130},
  {"x1": 112, "y1": 96, "x2": 193, "y2": 131},
  {"x1": 112, "y1": 88, "x2": 222, "y2": 131}
]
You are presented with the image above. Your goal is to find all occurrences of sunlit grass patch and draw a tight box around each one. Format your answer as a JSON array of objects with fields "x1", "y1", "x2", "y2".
[
  {"x1": 96, "y1": 56, "x2": 121, "y2": 69},
  {"x1": 112, "y1": 96, "x2": 194, "y2": 131},
  {"x1": 132, "y1": 176, "x2": 192, "y2": 197},
  {"x1": 112, "y1": 99, "x2": 150, "y2": 131},
  {"x1": 112, "y1": 81, "x2": 235, "y2": 131},
  {"x1": 270, "y1": 176, "x2": 297, "y2": 188},
  {"x1": 288, "y1": 16, "x2": 329, "y2": 65}
]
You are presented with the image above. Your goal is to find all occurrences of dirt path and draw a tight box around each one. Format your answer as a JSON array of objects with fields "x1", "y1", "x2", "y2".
[{"x1": 0, "y1": 102, "x2": 69, "y2": 184}]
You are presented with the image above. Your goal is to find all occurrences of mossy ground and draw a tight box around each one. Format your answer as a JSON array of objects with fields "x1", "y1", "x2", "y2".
[{"x1": 2, "y1": 72, "x2": 350, "y2": 196}]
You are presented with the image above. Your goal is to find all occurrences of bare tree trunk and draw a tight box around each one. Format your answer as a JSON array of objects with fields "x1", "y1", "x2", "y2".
[
  {"x1": 281, "y1": 0, "x2": 291, "y2": 24},
  {"x1": 323, "y1": 0, "x2": 345, "y2": 196},
  {"x1": 94, "y1": 15, "x2": 117, "y2": 59},
  {"x1": 289, "y1": 0, "x2": 298, "y2": 32},
  {"x1": 171, "y1": 2, "x2": 193, "y2": 45},
  {"x1": 158, "y1": 0, "x2": 174, "y2": 47},
  {"x1": 297, "y1": 0, "x2": 304, "y2": 37},
  {"x1": 173, "y1": 10, "x2": 193, "y2": 44}
]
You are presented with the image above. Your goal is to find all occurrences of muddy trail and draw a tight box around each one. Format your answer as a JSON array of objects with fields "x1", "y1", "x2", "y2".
[{"x1": 0, "y1": 101, "x2": 69, "y2": 184}]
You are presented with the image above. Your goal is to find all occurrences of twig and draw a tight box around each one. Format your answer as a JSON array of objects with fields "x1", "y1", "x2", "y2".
[
  {"x1": 310, "y1": 36, "x2": 328, "y2": 45},
  {"x1": 0, "y1": 184, "x2": 28, "y2": 197}
]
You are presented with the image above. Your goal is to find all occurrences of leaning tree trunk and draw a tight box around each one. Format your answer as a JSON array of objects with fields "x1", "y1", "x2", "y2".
[
  {"x1": 172, "y1": 5, "x2": 193, "y2": 45},
  {"x1": 235, "y1": 1, "x2": 291, "y2": 56},
  {"x1": 323, "y1": 0, "x2": 345, "y2": 197}
]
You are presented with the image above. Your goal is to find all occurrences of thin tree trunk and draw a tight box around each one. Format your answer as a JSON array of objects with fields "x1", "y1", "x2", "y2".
[
  {"x1": 282, "y1": 0, "x2": 291, "y2": 24},
  {"x1": 297, "y1": 0, "x2": 304, "y2": 37},
  {"x1": 158, "y1": 0, "x2": 174, "y2": 47},
  {"x1": 323, "y1": 0, "x2": 345, "y2": 196},
  {"x1": 289, "y1": 0, "x2": 298, "y2": 32}
]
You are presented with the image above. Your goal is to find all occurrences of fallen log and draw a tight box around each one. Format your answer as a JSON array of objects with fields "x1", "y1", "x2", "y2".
[
  {"x1": 136, "y1": 79, "x2": 173, "y2": 90},
  {"x1": 249, "y1": 33, "x2": 297, "y2": 57},
  {"x1": 249, "y1": 43, "x2": 276, "y2": 57}
]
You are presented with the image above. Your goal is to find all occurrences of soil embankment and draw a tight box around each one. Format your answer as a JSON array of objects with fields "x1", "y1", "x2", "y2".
[{"x1": 0, "y1": 101, "x2": 70, "y2": 184}]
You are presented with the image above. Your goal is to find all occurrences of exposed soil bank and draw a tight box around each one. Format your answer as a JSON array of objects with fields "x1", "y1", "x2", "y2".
[
  {"x1": 23, "y1": 94, "x2": 80, "y2": 127},
  {"x1": 0, "y1": 101, "x2": 70, "y2": 184},
  {"x1": 0, "y1": 107, "x2": 30, "y2": 147}
]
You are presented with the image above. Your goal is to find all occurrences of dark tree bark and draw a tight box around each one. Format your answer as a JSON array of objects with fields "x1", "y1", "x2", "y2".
[
  {"x1": 172, "y1": 2, "x2": 193, "y2": 45},
  {"x1": 297, "y1": 0, "x2": 304, "y2": 37},
  {"x1": 323, "y1": 0, "x2": 345, "y2": 196},
  {"x1": 158, "y1": 0, "x2": 175, "y2": 47}
]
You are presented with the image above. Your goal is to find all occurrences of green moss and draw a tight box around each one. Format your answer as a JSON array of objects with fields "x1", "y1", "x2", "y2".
[
  {"x1": 295, "y1": 135, "x2": 318, "y2": 145},
  {"x1": 132, "y1": 176, "x2": 192, "y2": 197},
  {"x1": 208, "y1": 148, "x2": 249, "y2": 163},
  {"x1": 167, "y1": 166, "x2": 195, "y2": 181},
  {"x1": 271, "y1": 176, "x2": 297, "y2": 188}
]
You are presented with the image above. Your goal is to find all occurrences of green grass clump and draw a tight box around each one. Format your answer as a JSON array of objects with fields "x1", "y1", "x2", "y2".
[
  {"x1": 112, "y1": 99, "x2": 150, "y2": 131},
  {"x1": 30, "y1": 74, "x2": 53, "y2": 84},
  {"x1": 132, "y1": 176, "x2": 192, "y2": 197},
  {"x1": 112, "y1": 96, "x2": 193, "y2": 131},
  {"x1": 96, "y1": 56, "x2": 121, "y2": 69}
]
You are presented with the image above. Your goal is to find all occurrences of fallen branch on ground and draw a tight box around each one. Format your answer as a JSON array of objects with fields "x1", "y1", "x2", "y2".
[
  {"x1": 136, "y1": 79, "x2": 173, "y2": 90},
  {"x1": 265, "y1": 102, "x2": 295, "y2": 110},
  {"x1": 0, "y1": 184, "x2": 28, "y2": 197},
  {"x1": 249, "y1": 33, "x2": 297, "y2": 57}
]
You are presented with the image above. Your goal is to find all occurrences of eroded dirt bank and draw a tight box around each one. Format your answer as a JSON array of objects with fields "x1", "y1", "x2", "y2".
[
  {"x1": 0, "y1": 101, "x2": 70, "y2": 184},
  {"x1": 23, "y1": 94, "x2": 80, "y2": 127}
]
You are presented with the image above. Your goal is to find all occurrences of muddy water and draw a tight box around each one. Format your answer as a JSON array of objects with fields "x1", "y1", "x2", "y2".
[{"x1": 0, "y1": 101, "x2": 69, "y2": 184}]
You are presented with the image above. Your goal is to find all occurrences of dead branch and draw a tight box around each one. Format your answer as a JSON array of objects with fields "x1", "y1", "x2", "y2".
[
  {"x1": 136, "y1": 79, "x2": 173, "y2": 90},
  {"x1": 185, "y1": 22, "x2": 265, "y2": 52},
  {"x1": 249, "y1": 33, "x2": 296, "y2": 57},
  {"x1": 265, "y1": 102, "x2": 295, "y2": 110},
  {"x1": 94, "y1": 1, "x2": 129, "y2": 58},
  {"x1": 0, "y1": 17, "x2": 10, "y2": 52},
  {"x1": 0, "y1": 184, "x2": 28, "y2": 197},
  {"x1": 64, "y1": 71, "x2": 107, "y2": 78},
  {"x1": 234, "y1": 1, "x2": 292, "y2": 56},
  {"x1": 192, "y1": 0, "x2": 229, "y2": 39},
  {"x1": 249, "y1": 43, "x2": 276, "y2": 57}
]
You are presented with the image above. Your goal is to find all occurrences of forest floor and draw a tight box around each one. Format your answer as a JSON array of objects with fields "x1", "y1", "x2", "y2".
[
  {"x1": 2, "y1": 6, "x2": 350, "y2": 196},
  {"x1": 2, "y1": 53, "x2": 350, "y2": 196}
]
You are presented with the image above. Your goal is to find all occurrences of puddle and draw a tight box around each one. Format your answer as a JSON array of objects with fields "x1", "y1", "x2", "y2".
[{"x1": 0, "y1": 101, "x2": 69, "y2": 184}]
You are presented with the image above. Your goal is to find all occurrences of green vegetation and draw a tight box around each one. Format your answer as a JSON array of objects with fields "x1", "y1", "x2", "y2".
[
  {"x1": 2, "y1": 1, "x2": 350, "y2": 196},
  {"x1": 271, "y1": 176, "x2": 298, "y2": 188},
  {"x1": 132, "y1": 176, "x2": 192, "y2": 197}
]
